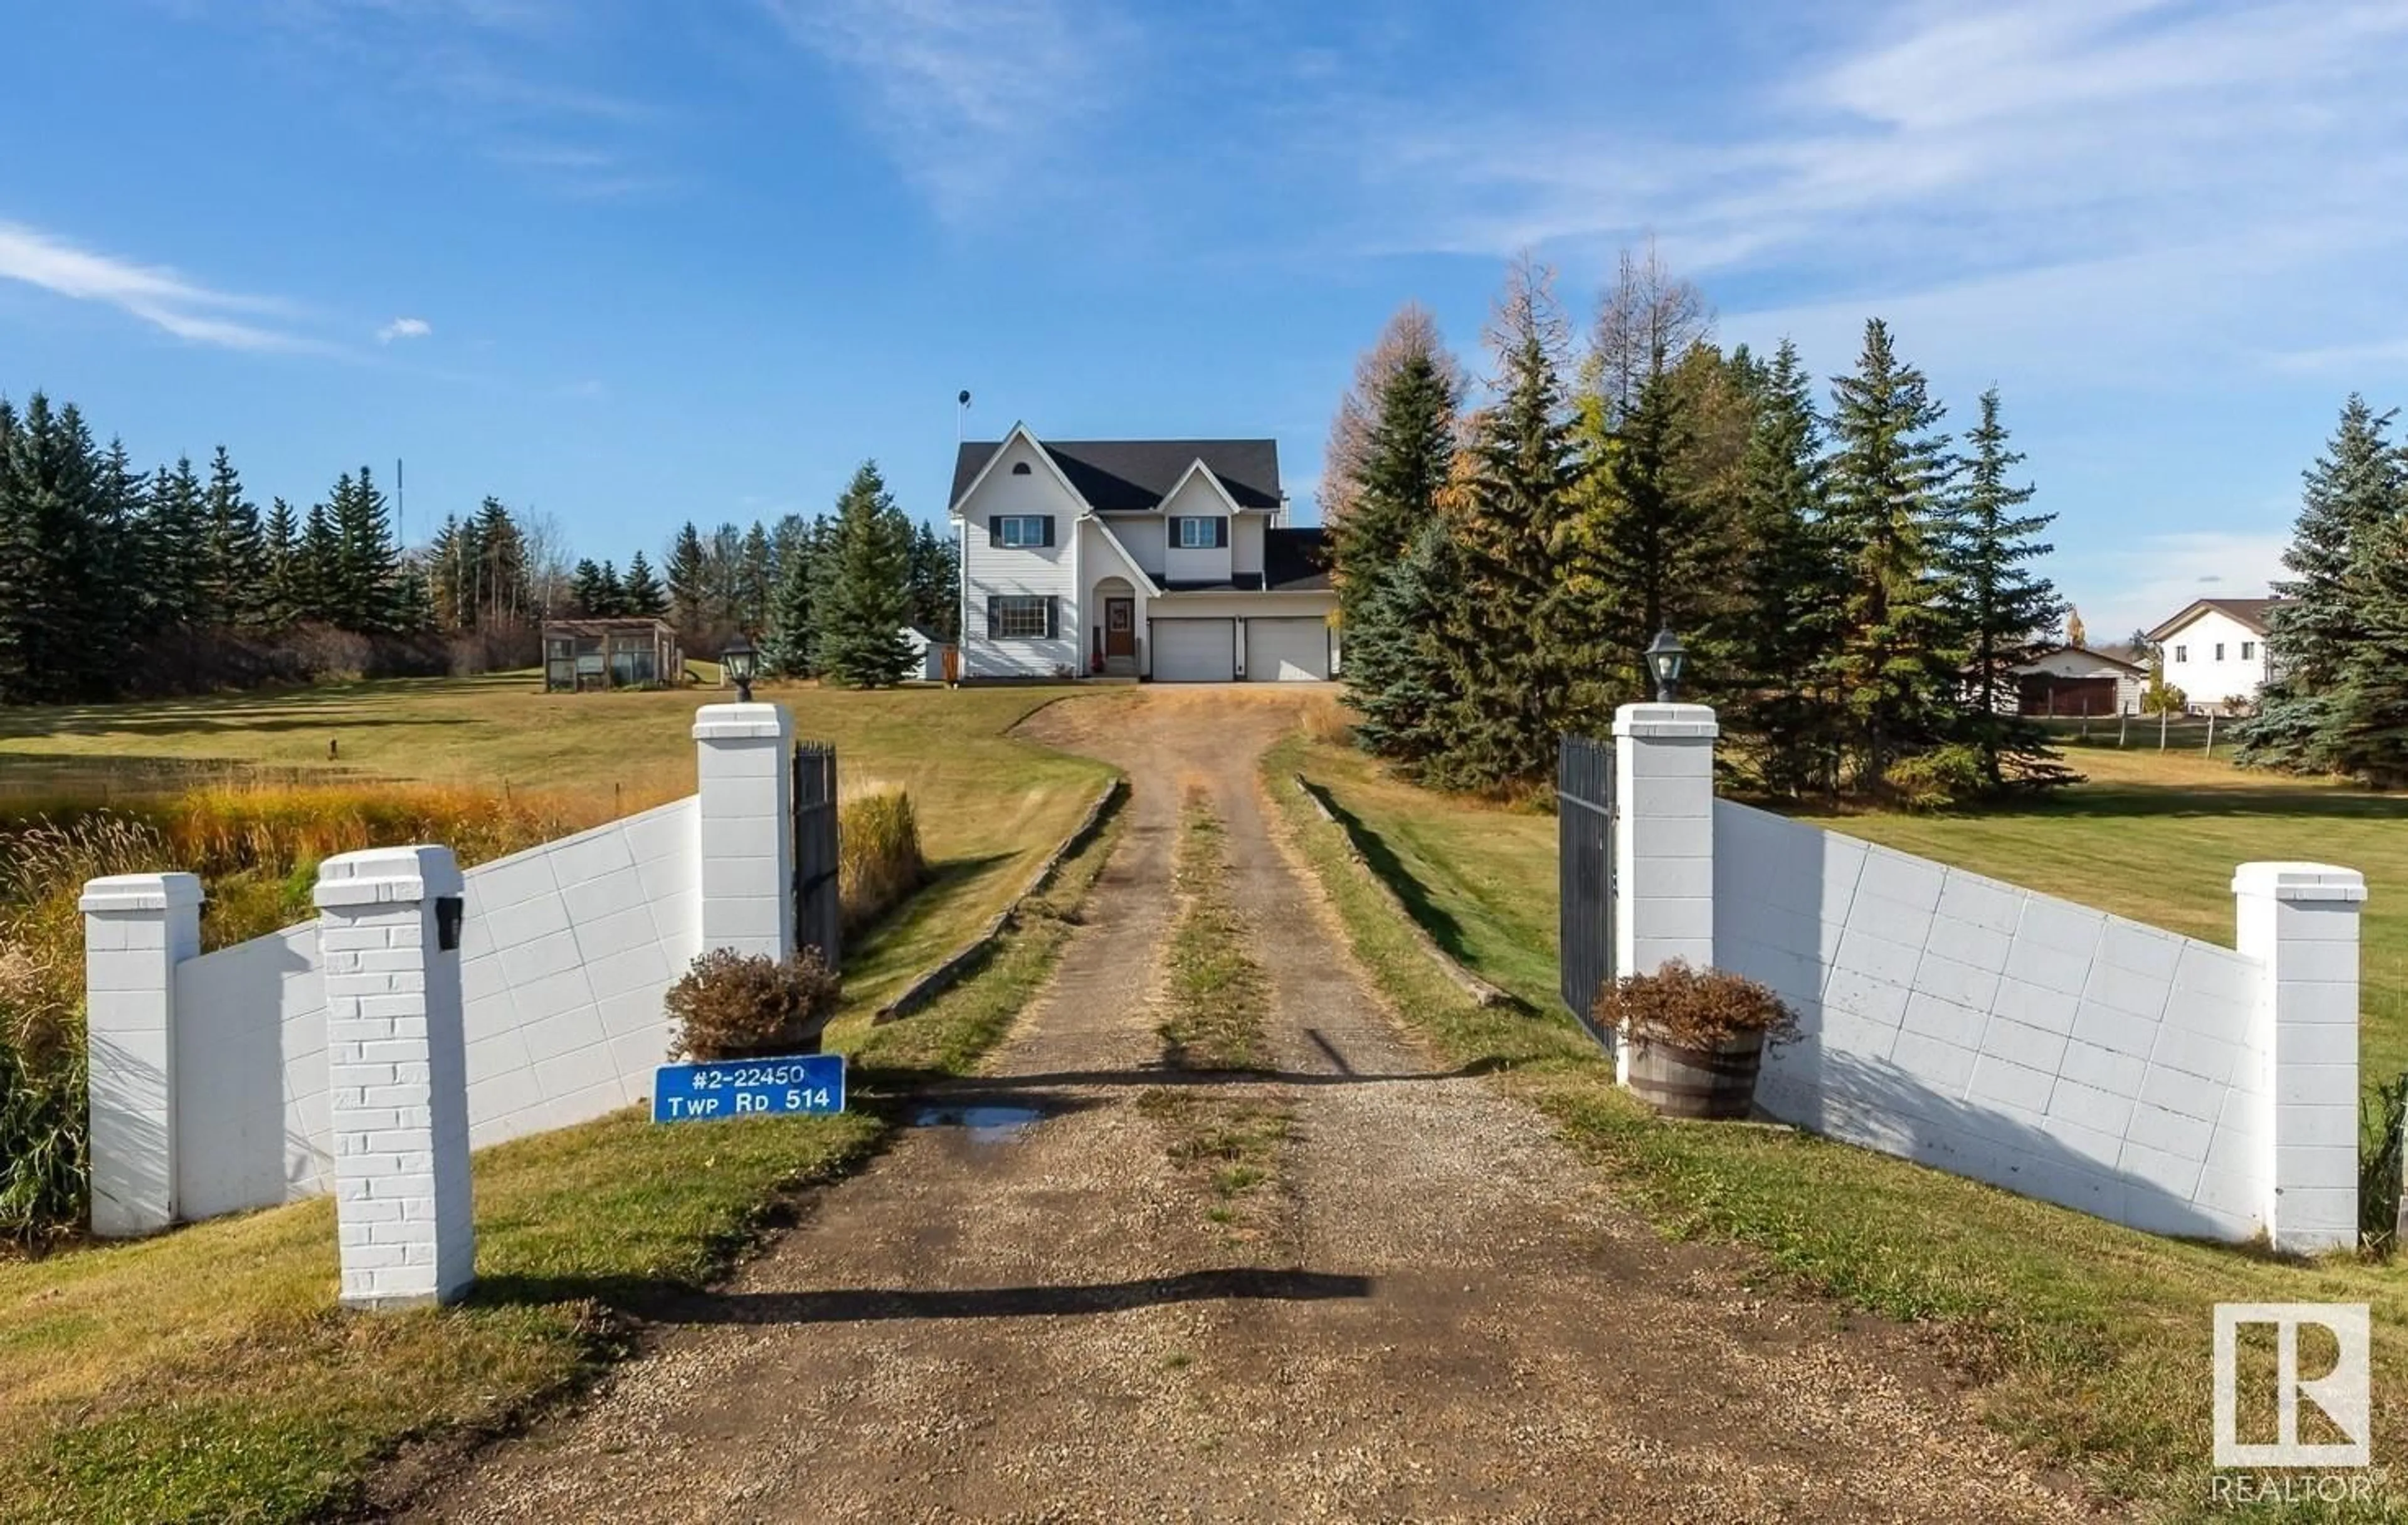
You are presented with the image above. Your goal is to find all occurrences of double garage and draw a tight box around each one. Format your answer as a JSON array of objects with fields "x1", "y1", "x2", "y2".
[{"x1": 1152, "y1": 616, "x2": 1333, "y2": 683}]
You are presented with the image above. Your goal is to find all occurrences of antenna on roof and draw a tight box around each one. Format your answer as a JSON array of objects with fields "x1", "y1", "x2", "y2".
[{"x1": 957, "y1": 390, "x2": 971, "y2": 447}]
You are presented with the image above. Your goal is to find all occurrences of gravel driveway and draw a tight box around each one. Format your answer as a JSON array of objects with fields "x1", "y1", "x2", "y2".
[{"x1": 393, "y1": 687, "x2": 2083, "y2": 1524}]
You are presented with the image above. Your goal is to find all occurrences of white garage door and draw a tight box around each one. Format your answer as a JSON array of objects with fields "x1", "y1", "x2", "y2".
[
  {"x1": 1152, "y1": 619, "x2": 1235, "y2": 683},
  {"x1": 1245, "y1": 618, "x2": 1330, "y2": 682}
]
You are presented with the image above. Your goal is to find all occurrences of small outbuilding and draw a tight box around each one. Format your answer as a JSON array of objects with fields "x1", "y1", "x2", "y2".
[
  {"x1": 542, "y1": 618, "x2": 684, "y2": 692},
  {"x1": 900, "y1": 626, "x2": 951, "y2": 683},
  {"x1": 2005, "y1": 644, "x2": 2148, "y2": 717}
]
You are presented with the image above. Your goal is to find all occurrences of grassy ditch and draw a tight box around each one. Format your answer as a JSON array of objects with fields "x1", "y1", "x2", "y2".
[
  {"x1": 1267, "y1": 734, "x2": 2407, "y2": 1522},
  {"x1": 0, "y1": 801, "x2": 1124, "y2": 1524}
]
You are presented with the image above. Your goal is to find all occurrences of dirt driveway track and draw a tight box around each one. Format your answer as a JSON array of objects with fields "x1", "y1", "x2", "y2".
[{"x1": 397, "y1": 687, "x2": 2083, "y2": 1524}]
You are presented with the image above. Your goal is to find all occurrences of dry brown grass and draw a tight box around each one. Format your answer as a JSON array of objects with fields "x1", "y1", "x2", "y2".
[{"x1": 837, "y1": 787, "x2": 927, "y2": 936}]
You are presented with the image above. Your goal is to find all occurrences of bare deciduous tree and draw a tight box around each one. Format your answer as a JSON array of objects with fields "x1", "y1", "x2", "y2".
[{"x1": 1591, "y1": 238, "x2": 1713, "y2": 422}]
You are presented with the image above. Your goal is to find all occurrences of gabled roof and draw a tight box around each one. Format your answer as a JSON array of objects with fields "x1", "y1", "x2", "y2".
[
  {"x1": 2012, "y1": 643, "x2": 2148, "y2": 675},
  {"x1": 2147, "y1": 596, "x2": 2283, "y2": 641},
  {"x1": 952, "y1": 435, "x2": 1281, "y2": 513}
]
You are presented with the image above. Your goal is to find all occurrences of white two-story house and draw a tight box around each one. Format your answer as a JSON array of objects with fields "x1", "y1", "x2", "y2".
[
  {"x1": 2146, "y1": 597, "x2": 2284, "y2": 714},
  {"x1": 949, "y1": 426, "x2": 1338, "y2": 682}
]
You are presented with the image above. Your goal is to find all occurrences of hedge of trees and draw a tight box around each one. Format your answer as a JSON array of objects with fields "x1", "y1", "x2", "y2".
[
  {"x1": 1330, "y1": 251, "x2": 2071, "y2": 805},
  {"x1": 0, "y1": 386, "x2": 961, "y2": 702}
]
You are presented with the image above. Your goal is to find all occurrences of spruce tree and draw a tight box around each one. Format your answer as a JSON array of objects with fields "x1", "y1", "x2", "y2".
[
  {"x1": 2237, "y1": 396, "x2": 2404, "y2": 770},
  {"x1": 665, "y1": 522, "x2": 709, "y2": 635},
  {"x1": 1427, "y1": 261, "x2": 1583, "y2": 790},
  {"x1": 763, "y1": 527, "x2": 818, "y2": 677},
  {"x1": 0, "y1": 396, "x2": 109, "y2": 701},
  {"x1": 736, "y1": 522, "x2": 774, "y2": 633},
  {"x1": 201, "y1": 445, "x2": 269, "y2": 628},
  {"x1": 1940, "y1": 387, "x2": 2072, "y2": 793},
  {"x1": 327, "y1": 466, "x2": 404, "y2": 633},
  {"x1": 297, "y1": 500, "x2": 342, "y2": 624},
  {"x1": 1734, "y1": 339, "x2": 1847, "y2": 796},
  {"x1": 569, "y1": 558, "x2": 608, "y2": 616},
  {"x1": 91, "y1": 438, "x2": 149, "y2": 660},
  {"x1": 262, "y1": 497, "x2": 303, "y2": 629},
  {"x1": 1351, "y1": 515, "x2": 1472, "y2": 766},
  {"x1": 596, "y1": 560, "x2": 628, "y2": 617},
  {"x1": 472, "y1": 497, "x2": 529, "y2": 628},
  {"x1": 816, "y1": 462, "x2": 917, "y2": 688},
  {"x1": 0, "y1": 399, "x2": 27, "y2": 699},
  {"x1": 906, "y1": 520, "x2": 961, "y2": 641},
  {"x1": 143, "y1": 457, "x2": 211, "y2": 631},
  {"x1": 2323, "y1": 510, "x2": 2408, "y2": 784},
  {"x1": 622, "y1": 551, "x2": 668, "y2": 618},
  {"x1": 1334, "y1": 346, "x2": 1459, "y2": 760},
  {"x1": 1820, "y1": 319, "x2": 1960, "y2": 793}
]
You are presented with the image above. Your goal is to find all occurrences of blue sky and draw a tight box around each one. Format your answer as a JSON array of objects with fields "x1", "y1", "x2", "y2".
[{"x1": 6, "y1": 1, "x2": 2408, "y2": 640}]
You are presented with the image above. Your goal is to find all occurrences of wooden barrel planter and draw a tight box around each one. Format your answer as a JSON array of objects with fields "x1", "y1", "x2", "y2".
[{"x1": 1624, "y1": 1029, "x2": 1766, "y2": 1119}]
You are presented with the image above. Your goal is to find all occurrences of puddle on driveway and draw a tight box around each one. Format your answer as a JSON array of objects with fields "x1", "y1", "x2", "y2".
[{"x1": 908, "y1": 1102, "x2": 1046, "y2": 1143}]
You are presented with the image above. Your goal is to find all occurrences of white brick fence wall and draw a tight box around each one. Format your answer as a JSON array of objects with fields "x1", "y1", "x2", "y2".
[
  {"x1": 82, "y1": 703, "x2": 795, "y2": 1253},
  {"x1": 1608, "y1": 702, "x2": 2363, "y2": 1253}
]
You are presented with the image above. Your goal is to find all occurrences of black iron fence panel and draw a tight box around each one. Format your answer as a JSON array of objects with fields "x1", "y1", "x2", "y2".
[
  {"x1": 793, "y1": 742, "x2": 841, "y2": 971},
  {"x1": 1558, "y1": 734, "x2": 1615, "y2": 1048}
]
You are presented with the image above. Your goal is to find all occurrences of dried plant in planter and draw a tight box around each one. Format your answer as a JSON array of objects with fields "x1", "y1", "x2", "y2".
[
  {"x1": 665, "y1": 947, "x2": 842, "y2": 1062},
  {"x1": 1593, "y1": 960, "x2": 1798, "y2": 1120}
]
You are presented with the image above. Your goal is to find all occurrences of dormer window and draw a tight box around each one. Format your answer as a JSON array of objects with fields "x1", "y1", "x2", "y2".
[{"x1": 1176, "y1": 516, "x2": 1224, "y2": 549}]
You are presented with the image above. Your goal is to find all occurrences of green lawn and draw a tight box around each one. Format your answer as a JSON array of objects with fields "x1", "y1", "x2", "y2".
[
  {"x1": 0, "y1": 784, "x2": 1124, "y2": 1525},
  {"x1": 1273, "y1": 733, "x2": 2406, "y2": 1521},
  {"x1": 0, "y1": 673, "x2": 1114, "y2": 1013}
]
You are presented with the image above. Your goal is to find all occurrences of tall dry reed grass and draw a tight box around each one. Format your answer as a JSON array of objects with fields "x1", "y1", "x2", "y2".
[{"x1": 838, "y1": 787, "x2": 927, "y2": 935}]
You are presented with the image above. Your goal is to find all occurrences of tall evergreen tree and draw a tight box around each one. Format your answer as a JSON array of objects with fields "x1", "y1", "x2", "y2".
[
  {"x1": 471, "y1": 497, "x2": 529, "y2": 629},
  {"x1": 665, "y1": 522, "x2": 709, "y2": 634},
  {"x1": 1940, "y1": 387, "x2": 2071, "y2": 792},
  {"x1": 90, "y1": 437, "x2": 149, "y2": 659},
  {"x1": 296, "y1": 499, "x2": 342, "y2": 623},
  {"x1": 763, "y1": 525, "x2": 819, "y2": 677},
  {"x1": 2237, "y1": 396, "x2": 2404, "y2": 770},
  {"x1": 0, "y1": 396, "x2": 110, "y2": 702},
  {"x1": 261, "y1": 496, "x2": 303, "y2": 630},
  {"x1": 142, "y1": 456, "x2": 211, "y2": 631},
  {"x1": 1820, "y1": 319, "x2": 1960, "y2": 793},
  {"x1": 2323, "y1": 509, "x2": 2408, "y2": 784},
  {"x1": 1734, "y1": 339, "x2": 1847, "y2": 796},
  {"x1": 1334, "y1": 345, "x2": 1459, "y2": 759},
  {"x1": 906, "y1": 520, "x2": 961, "y2": 641},
  {"x1": 201, "y1": 445, "x2": 269, "y2": 628},
  {"x1": 595, "y1": 559, "x2": 628, "y2": 617},
  {"x1": 569, "y1": 558, "x2": 608, "y2": 616},
  {"x1": 1428, "y1": 261, "x2": 1584, "y2": 789},
  {"x1": 735, "y1": 521, "x2": 775, "y2": 633},
  {"x1": 816, "y1": 462, "x2": 917, "y2": 688},
  {"x1": 622, "y1": 551, "x2": 668, "y2": 618}
]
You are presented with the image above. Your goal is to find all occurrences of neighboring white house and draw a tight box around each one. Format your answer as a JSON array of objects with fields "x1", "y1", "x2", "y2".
[
  {"x1": 2147, "y1": 598, "x2": 2283, "y2": 714},
  {"x1": 949, "y1": 425, "x2": 1338, "y2": 682},
  {"x1": 2001, "y1": 645, "x2": 2148, "y2": 716}
]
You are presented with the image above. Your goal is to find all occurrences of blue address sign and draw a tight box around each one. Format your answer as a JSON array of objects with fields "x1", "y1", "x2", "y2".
[{"x1": 652, "y1": 1053, "x2": 846, "y2": 1123}]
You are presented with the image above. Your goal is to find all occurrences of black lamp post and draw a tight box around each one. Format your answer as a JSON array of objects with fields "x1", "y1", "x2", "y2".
[
  {"x1": 721, "y1": 635, "x2": 758, "y2": 704},
  {"x1": 1645, "y1": 627, "x2": 1688, "y2": 704}
]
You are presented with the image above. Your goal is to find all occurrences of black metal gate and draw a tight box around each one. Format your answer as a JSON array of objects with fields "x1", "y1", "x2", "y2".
[
  {"x1": 1558, "y1": 734, "x2": 1615, "y2": 1046},
  {"x1": 793, "y1": 742, "x2": 840, "y2": 970}
]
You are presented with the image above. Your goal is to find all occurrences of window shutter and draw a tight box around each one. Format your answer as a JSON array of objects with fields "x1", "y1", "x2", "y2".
[
  {"x1": 1215, "y1": 517, "x2": 1229, "y2": 549},
  {"x1": 988, "y1": 516, "x2": 1001, "y2": 545},
  {"x1": 1167, "y1": 515, "x2": 1182, "y2": 547},
  {"x1": 1042, "y1": 515, "x2": 1056, "y2": 548},
  {"x1": 986, "y1": 596, "x2": 1000, "y2": 639},
  {"x1": 1045, "y1": 596, "x2": 1060, "y2": 639}
]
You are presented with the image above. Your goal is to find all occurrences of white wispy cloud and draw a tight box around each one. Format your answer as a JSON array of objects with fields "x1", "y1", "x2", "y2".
[
  {"x1": 761, "y1": 0, "x2": 1130, "y2": 219},
  {"x1": 0, "y1": 221, "x2": 309, "y2": 351},
  {"x1": 377, "y1": 315, "x2": 433, "y2": 342}
]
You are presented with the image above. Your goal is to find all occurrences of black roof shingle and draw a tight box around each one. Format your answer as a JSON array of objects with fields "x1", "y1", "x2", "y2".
[{"x1": 952, "y1": 435, "x2": 1282, "y2": 512}]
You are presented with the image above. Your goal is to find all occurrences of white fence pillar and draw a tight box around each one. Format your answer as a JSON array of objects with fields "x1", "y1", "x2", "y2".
[
  {"x1": 2233, "y1": 862, "x2": 2365, "y2": 1254},
  {"x1": 315, "y1": 845, "x2": 475, "y2": 1309},
  {"x1": 80, "y1": 872, "x2": 203, "y2": 1237},
  {"x1": 1611, "y1": 703, "x2": 1719, "y2": 1081},
  {"x1": 693, "y1": 701, "x2": 795, "y2": 960}
]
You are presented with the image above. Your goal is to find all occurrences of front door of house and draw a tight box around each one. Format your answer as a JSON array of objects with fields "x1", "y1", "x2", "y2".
[{"x1": 1105, "y1": 598, "x2": 1136, "y2": 658}]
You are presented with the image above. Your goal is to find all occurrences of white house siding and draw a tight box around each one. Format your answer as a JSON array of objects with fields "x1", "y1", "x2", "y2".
[
  {"x1": 958, "y1": 433, "x2": 1082, "y2": 678},
  {"x1": 1232, "y1": 513, "x2": 1265, "y2": 580},
  {"x1": 1102, "y1": 514, "x2": 1168, "y2": 581},
  {"x1": 2162, "y1": 609, "x2": 2269, "y2": 712},
  {"x1": 1161, "y1": 472, "x2": 1235, "y2": 586},
  {"x1": 1714, "y1": 799, "x2": 2267, "y2": 1239},
  {"x1": 162, "y1": 798, "x2": 704, "y2": 1220}
]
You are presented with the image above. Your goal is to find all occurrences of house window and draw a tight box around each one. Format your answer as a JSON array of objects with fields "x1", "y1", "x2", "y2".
[
  {"x1": 2242, "y1": 641, "x2": 2255, "y2": 660},
  {"x1": 991, "y1": 595, "x2": 1053, "y2": 639},
  {"x1": 2173, "y1": 645, "x2": 2187, "y2": 662},
  {"x1": 2214, "y1": 642, "x2": 2226, "y2": 661},
  {"x1": 994, "y1": 515, "x2": 1048, "y2": 548},
  {"x1": 1175, "y1": 516, "x2": 1225, "y2": 549},
  {"x1": 1011, "y1": 462, "x2": 1032, "y2": 475}
]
